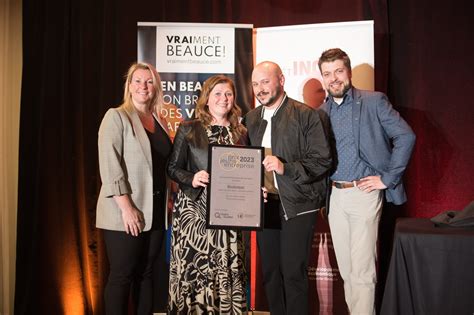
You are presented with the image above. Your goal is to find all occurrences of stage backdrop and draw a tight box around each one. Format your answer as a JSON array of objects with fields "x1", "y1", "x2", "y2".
[
  {"x1": 137, "y1": 21, "x2": 373, "y2": 313},
  {"x1": 138, "y1": 22, "x2": 254, "y2": 139}
]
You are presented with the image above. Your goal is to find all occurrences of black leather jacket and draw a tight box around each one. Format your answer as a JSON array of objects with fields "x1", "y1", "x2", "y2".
[
  {"x1": 167, "y1": 119, "x2": 247, "y2": 201},
  {"x1": 243, "y1": 96, "x2": 332, "y2": 219}
]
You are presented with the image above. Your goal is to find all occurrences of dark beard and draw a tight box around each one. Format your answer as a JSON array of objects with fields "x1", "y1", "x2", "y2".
[
  {"x1": 329, "y1": 82, "x2": 351, "y2": 98},
  {"x1": 257, "y1": 86, "x2": 283, "y2": 107},
  {"x1": 259, "y1": 94, "x2": 278, "y2": 107}
]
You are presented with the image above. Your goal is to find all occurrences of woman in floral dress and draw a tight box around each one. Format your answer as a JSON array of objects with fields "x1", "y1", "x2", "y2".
[{"x1": 167, "y1": 75, "x2": 248, "y2": 314}]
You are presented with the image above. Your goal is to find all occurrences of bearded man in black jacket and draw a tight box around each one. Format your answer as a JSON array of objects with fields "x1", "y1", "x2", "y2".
[{"x1": 243, "y1": 61, "x2": 332, "y2": 315}]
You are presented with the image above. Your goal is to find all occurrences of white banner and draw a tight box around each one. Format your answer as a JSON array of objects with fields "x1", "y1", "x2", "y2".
[
  {"x1": 255, "y1": 21, "x2": 374, "y2": 108},
  {"x1": 138, "y1": 22, "x2": 253, "y2": 138},
  {"x1": 156, "y1": 26, "x2": 235, "y2": 74}
]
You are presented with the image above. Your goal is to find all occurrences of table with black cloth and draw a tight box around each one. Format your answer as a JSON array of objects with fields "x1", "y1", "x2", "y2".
[{"x1": 381, "y1": 218, "x2": 474, "y2": 315}]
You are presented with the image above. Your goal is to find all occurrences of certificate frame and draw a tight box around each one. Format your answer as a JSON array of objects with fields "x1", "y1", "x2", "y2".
[{"x1": 206, "y1": 144, "x2": 264, "y2": 230}]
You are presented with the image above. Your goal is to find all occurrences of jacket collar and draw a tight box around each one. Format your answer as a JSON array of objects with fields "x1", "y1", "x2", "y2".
[
  {"x1": 124, "y1": 106, "x2": 153, "y2": 172},
  {"x1": 260, "y1": 93, "x2": 288, "y2": 119}
]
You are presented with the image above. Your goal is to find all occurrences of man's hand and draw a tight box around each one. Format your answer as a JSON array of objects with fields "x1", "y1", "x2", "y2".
[
  {"x1": 357, "y1": 175, "x2": 387, "y2": 193},
  {"x1": 262, "y1": 155, "x2": 284, "y2": 175}
]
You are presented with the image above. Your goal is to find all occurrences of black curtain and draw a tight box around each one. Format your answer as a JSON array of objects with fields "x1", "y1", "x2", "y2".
[{"x1": 16, "y1": 0, "x2": 473, "y2": 314}]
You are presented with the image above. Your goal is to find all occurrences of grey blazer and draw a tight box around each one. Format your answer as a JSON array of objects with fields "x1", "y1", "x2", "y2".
[
  {"x1": 322, "y1": 88, "x2": 416, "y2": 205},
  {"x1": 96, "y1": 106, "x2": 170, "y2": 231}
]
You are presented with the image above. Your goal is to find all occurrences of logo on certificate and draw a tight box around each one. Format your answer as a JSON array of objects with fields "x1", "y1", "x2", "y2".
[{"x1": 218, "y1": 151, "x2": 240, "y2": 171}]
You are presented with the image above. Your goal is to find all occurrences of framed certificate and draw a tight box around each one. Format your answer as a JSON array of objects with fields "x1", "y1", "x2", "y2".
[{"x1": 206, "y1": 144, "x2": 264, "y2": 230}]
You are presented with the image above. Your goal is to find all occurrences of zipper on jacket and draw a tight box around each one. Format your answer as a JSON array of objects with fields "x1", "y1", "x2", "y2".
[
  {"x1": 270, "y1": 96, "x2": 290, "y2": 221},
  {"x1": 280, "y1": 194, "x2": 289, "y2": 221}
]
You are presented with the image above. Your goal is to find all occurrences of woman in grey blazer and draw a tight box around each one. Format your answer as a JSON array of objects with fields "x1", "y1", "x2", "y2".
[{"x1": 96, "y1": 62, "x2": 171, "y2": 315}]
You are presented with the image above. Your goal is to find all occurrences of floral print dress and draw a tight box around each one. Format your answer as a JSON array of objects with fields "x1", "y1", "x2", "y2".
[{"x1": 168, "y1": 125, "x2": 247, "y2": 314}]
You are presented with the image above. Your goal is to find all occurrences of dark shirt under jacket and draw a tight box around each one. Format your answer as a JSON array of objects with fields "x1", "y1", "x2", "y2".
[{"x1": 146, "y1": 117, "x2": 172, "y2": 229}]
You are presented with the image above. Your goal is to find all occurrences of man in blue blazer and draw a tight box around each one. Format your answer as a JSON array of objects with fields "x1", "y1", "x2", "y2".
[{"x1": 318, "y1": 48, "x2": 415, "y2": 315}]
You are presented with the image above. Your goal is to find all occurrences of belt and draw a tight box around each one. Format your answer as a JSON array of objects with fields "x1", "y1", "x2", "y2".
[{"x1": 331, "y1": 181, "x2": 360, "y2": 189}]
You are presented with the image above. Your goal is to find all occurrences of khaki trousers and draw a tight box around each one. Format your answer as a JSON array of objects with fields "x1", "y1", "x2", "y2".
[{"x1": 328, "y1": 187, "x2": 383, "y2": 315}]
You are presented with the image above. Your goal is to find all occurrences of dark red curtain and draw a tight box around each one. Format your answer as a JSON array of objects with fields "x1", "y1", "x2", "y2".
[
  {"x1": 16, "y1": 0, "x2": 473, "y2": 314},
  {"x1": 388, "y1": 0, "x2": 474, "y2": 217}
]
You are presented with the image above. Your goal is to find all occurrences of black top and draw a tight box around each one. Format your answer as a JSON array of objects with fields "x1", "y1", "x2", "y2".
[{"x1": 145, "y1": 117, "x2": 172, "y2": 228}]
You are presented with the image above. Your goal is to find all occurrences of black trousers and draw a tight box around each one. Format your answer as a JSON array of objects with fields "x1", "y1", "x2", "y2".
[
  {"x1": 257, "y1": 200, "x2": 317, "y2": 315},
  {"x1": 103, "y1": 228, "x2": 166, "y2": 315}
]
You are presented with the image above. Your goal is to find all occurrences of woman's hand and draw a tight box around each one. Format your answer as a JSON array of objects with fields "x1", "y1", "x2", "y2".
[
  {"x1": 121, "y1": 207, "x2": 145, "y2": 236},
  {"x1": 192, "y1": 170, "x2": 209, "y2": 188},
  {"x1": 113, "y1": 194, "x2": 145, "y2": 236}
]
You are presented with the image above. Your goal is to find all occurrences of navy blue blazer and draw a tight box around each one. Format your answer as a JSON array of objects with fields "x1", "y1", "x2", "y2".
[{"x1": 321, "y1": 88, "x2": 416, "y2": 205}]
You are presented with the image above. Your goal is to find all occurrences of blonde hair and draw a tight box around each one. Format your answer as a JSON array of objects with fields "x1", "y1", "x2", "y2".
[
  {"x1": 121, "y1": 62, "x2": 164, "y2": 114},
  {"x1": 195, "y1": 75, "x2": 245, "y2": 141}
]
